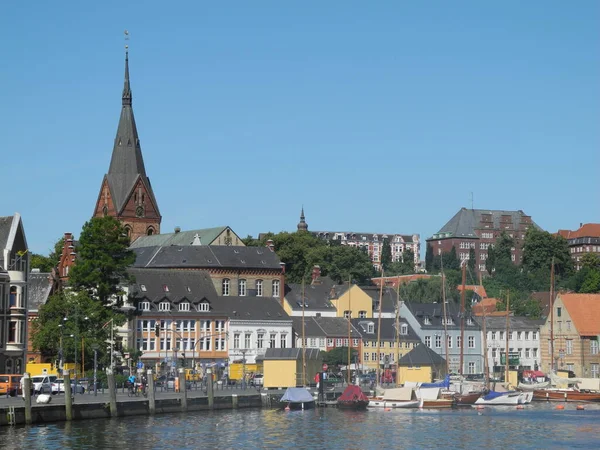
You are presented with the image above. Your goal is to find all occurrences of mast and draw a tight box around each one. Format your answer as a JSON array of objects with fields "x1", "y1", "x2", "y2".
[
  {"x1": 549, "y1": 259, "x2": 555, "y2": 373},
  {"x1": 441, "y1": 267, "x2": 450, "y2": 376},
  {"x1": 504, "y1": 290, "x2": 510, "y2": 387},
  {"x1": 347, "y1": 276, "x2": 352, "y2": 385},
  {"x1": 395, "y1": 283, "x2": 401, "y2": 386},
  {"x1": 375, "y1": 270, "x2": 384, "y2": 387},
  {"x1": 482, "y1": 309, "x2": 489, "y2": 390},
  {"x1": 459, "y1": 262, "x2": 466, "y2": 376},
  {"x1": 302, "y1": 279, "x2": 306, "y2": 386}
]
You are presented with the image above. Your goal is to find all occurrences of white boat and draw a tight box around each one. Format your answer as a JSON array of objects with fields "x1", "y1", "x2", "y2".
[
  {"x1": 368, "y1": 398, "x2": 422, "y2": 408},
  {"x1": 518, "y1": 392, "x2": 533, "y2": 404},
  {"x1": 369, "y1": 387, "x2": 422, "y2": 409},
  {"x1": 518, "y1": 381, "x2": 550, "y2": 391},
  {"x1": 474, "y1": 391, "x2": 523, "y2": 405}
]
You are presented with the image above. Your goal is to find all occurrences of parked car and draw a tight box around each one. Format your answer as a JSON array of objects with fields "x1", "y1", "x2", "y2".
[
  {"x1": 53, "y1": 379, "x2": 86, "y2": 394},
  {"x1": 0, "y1": 374, "x2": 22, "y2": 397},
  {"x1": 30, "y1": 375, "x2": 53, "y2": 395},
  {"x1": 155, "y1": 375, "x2": 167, "y2": 387}
]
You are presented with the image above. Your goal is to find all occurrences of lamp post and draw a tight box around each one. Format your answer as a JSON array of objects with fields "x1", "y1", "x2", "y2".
[{"x1": 241, "y1": 349, "x2": 247, "y2": 389}]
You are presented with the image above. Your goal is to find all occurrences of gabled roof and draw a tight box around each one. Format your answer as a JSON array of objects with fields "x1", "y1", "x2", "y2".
[
  {"x1": 530, "y1": 291, "x2": 553, "y2": 318},
  {"x1": 224, "y1": 297, "x2": 291, "y2": 322},
  {"x1": 351, "y1": 318, "x2": 420, "y2": 342},
  {"x1": 559, "y1": 293, "x2": 600, "y2": 335},
  {"x1": 428, "y1": 208, "x2": 538, "y2": 239},
  {"x1": 472, "y1": 298, "x2": 500, "y2": 316},
  {"x1": 458, "y1": 285, "x2": 487, "y2": 299},
  {"x1": 105, "y1": 52, "x2": 159, "y2": 215},
  {"x1": 0, "y1": 216, "x2": 14, "y2": 251},
  {"x1": 284, "y1": 276, "x2": 338, "y2": 311},
  {"x1": 0, "y1": 213, "x2": 27, "y2": 269},
  {"x1": 476, "y1": 316, "x2": 544, "y2": 331},
  {"x1": 131, "y1": 245, "x2": 282, "y2": 270},
  {"x1": 28, "y1": 272, "x2": 53, "y2": 311},
  {"x1": 292, "y1": 316, "x2": 362, "y2": 338},
  {"x1": 128, "y1": 268, "x2": 218, "y2": 304},
  {"x1": 130, "y1": 226, "x2": 235, "y2": 249},
  {"x1": 404, "y1": 302, "x2": 481, "y2": 330},
  {"x1": 399, "y1": 343, "x2": 446, "y2": 366},
  {"x1": 312, "y1": 231, "x2": 417, "y2": 243},
  {"x1": 361, "y1": 286, "x2": 398, "y2": 313},
  {"x1": 263, "y1": 348, "x2": 321, "y2": 360},
  {"x1": 557, "y1": 223, "x2": 600, "y2": 240}
]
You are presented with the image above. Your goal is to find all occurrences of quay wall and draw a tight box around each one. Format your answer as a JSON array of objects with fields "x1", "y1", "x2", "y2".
[{"x1": 0, "y1": 393, "x2": 280, "y2": 427}]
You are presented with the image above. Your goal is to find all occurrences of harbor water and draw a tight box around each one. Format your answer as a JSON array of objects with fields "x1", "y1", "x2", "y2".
[{"x1": 1, "y1": 402, "x2": 599, "y2": 449}]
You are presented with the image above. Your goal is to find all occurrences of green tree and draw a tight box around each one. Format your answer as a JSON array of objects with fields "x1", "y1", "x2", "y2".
[
  {"x1": 579, "y1": 270, "x2": 600, "y2": 293},
  {"x1": 468, "y1": 248, "x2": 476, "y2": 272},
  {"x1": 321, "y1": 347, "x2": 358, "y2": 367},
  {"x1": 425, "y1": 244, "x2": 434, "y2": 273},
  {"x1": 495, "y1": 290, "x2": 542, "y2": 318},
  {"x1": 522, "y1": 228, "x2": 573, "y2": 278},
  {"x1": 444, "y1": 246, "x2": 460, "y2": 271},
  {"x1": 69, "y1": 216, "x2": 136, "y2": 306},
  {"x1": 324, "y1": 245, "x2": 376, "y2": 284},
  {"x1": 30, "y1": 237, "x2": 65, "y2": 273},
  {"x1": 387, "y1": 249, "x2": 416, "y2": 276},
  {"x1": 381, "y1": 239, "x2": 392, "y2": 272}
]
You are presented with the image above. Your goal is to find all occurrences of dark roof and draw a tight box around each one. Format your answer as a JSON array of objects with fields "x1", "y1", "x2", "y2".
[
  {"x1": 428, "y1": 208, "x2": 539, "y2": 239},
  {"x1": 105, "y1": 52, "x2": 159, "y2": 215},
  {"x1": 404, "y1": 302, "x2": 481, "y2": 331},
  {"x1": 131, "y1": 245, "x2": 282, "y2": 270},
  {"x1": 130, "y1": 226, "x2": 231, "y2": 249},
  {"x1": 263, "y1": 348, "x2": 321, "y2": 360},
  {"x1": 312, "y1": 231, "x2": 416, "y2": 244},
  {"x1": 351, "y1": 318, "x2": 420, "y2": 342},
  {"x1": 292, "y1": 316, "x2": 362, "y2": 338},
  {"x1": 222, "y1": 297, "x2": 291, "y2": 322},
  {"x1": 399, "y1": 343, "x2": 446, "y2": 366},
  {"x1": 530, "y1": 291, "x2": 552, "y2": 318},
  {"x1": 284, "y1": 276, "x2": 338, "y2": 311},
  {"x1": 28, "y1": 272, "x2": 53, "y2": 311},
  {"x1": 0, "y1": 215, "x2": 14, "y2": 252},
  {"x1": 361, "y1": 286, "x2": 398, "y2": 313},
  {"x1": 476, "y1": 316, "x2": 545, "y2": 331}
]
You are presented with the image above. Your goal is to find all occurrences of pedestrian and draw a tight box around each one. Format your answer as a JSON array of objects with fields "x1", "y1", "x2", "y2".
[{"x1": 314, "y1": 372, "x2": 320, "y2": 389}]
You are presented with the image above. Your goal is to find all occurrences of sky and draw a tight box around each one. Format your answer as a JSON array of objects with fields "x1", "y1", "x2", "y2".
[{"x1": 1, "y1": 1, "x2": 598, "y2": 257}]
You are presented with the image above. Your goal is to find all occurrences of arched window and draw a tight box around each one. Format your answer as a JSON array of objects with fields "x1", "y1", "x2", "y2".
[
  {"x1": 239, "y1": 279, "x2": 247, "y2": 296},
  {"x1": 272, "y1": 280, "x2": 280, "y2": 298},
  {"x1": 9, "y1": 287, "x2": 17, "y2": 307},
  {"x1": 256, "y1": 280, "x2": 263, "y2": 297},
  {"x1": 124, "y1": 226, "x2": 132, "y2": 238},
  {"x1": 147, "y1": 227, "x2": 155, "y2": 236},
  {"x1": 222, "y1": 278, "x2": 230, "y2": 296}
]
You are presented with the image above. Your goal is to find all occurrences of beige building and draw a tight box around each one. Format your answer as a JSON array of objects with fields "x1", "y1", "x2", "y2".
[
  {"x1": 262, "y1": 348, "x2": 321, "y2": 388},
  {"x1": 540, "y1": 293, "x2": 600, "y2": 377}
]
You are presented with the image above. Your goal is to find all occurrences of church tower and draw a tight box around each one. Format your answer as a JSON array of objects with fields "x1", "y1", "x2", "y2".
[
  {"x1": 297, "y1": 207, "x2": 308, "y2": 232},
  {"x1": 93, "y1": 50, "x2": 161, "y2": 242}
]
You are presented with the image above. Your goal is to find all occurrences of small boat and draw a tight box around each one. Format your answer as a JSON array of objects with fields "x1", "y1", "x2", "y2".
[
  {"x1": 337, "y1": 385, "x2": 369, "y2": 410},
  {"x1": 281, "y1": 387, "x2": 315, "y2": 410},
  {"x1": 418, "y1": 387, "x2": 456, "y2": 409},
  {"x1": 532, "y1": 389, "x2": 600, "y2": 402},
  {"x1": 474, "y1": 391, "x2": 522, "y2": 406},
  {"x1": 368, "y1": 386, "x2": 422, "y2": 409},
  {"x1": 454, "y1": 391, "x2": 482, "y2": 406}
]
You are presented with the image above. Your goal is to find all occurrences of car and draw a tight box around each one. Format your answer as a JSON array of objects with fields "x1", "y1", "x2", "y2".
[
  {"x1": 52, "y1": 379, "x2": 85, "y2": 394},
  {"x1": 251, "y1": 374, "x2": 264, "y2": 386},
  {"x1": 30, "y1": 376, "x2": 53, "y2": 395},
  {"x1": 0, "y1": 374, "x2": 22, "y2": 397},
  {"x1": 155, "y1": 375, "x2": 167, "y2": 387}
]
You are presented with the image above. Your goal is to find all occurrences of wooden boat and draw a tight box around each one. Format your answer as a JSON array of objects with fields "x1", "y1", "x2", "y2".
[
  {"x1": 337, "y1": 385, "x2": 369, "y2": 410},
  {"x1": 418, "y1": 387, "x2": 456, "y2": 409},
  {"x1": 533, "y1": 389, "x2": 600, "y2": 402},
  {"x1": 453, "y1": 392, "x2": 482, "y2": 406},
  {"x1": 281, "y1": 387, "x2": 315, "y2": 410},
  {"x1": 422, "y1": 399, "x2": 455, "y2": 408},
  {"x1": 369, "y1": 386, "x2": 422, "y2": 409}
]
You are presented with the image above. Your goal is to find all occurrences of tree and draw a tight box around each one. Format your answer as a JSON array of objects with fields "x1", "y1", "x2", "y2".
[
  {"x1": 324, "y1": 245, "x2": 376, "y2": 284},
  {"x1": 30, "y1": 237, "x2": 65, "y2": 273},
  {"x1": 468, "y1": 248, "x2": 476, "y2": 273},
  {"x1": 495, "y1": 290, "x2": 542, "y2": 318},
  {"x1": 321, "y1": 347, "x2": 358, "y2": 367},
  {"x1": 444, "y1": 246, "x2": 460, "y2": 271},
  {"x1": 69, "y1": 216, "x2": 136, "y2": 306},
  {"x1": 381, "y1": 239, "x2": 392, "y2": 272},
  {"x1": 387, "y1": 249, "x2": 415, "y2": 276},
  {"x1": 425, "y1": 244, "x2": 434, "y2": 273},
  {"x1": 522, "y1": 228, "x2": 573, "y2": 278}
]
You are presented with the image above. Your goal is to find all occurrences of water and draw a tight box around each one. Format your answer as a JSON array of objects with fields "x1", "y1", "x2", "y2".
[{"x1": 1, "y1": 403, "x2": 599, "y2": 449}]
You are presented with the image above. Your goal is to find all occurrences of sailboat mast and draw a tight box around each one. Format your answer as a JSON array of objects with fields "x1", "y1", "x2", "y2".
[
  {"x1": 302, "y1": 279, "x2": 306, "y2": 386},
  {"x1": 441, "y1": 268, "x2": 450, "y2": 376},
  {"x1": 376, "y1": 270, "x2": 384, "y2": 386},
  {"x1": 482, "y1": 310, "x2": 489, "y2": 390},
  {"x1": 504, "y1": 290, "x2": 510, "y2": 387},
  {"x1": 347, "y1": 276, "x2": 352, "y2": 385},
  {"x1": 395, "y1": 283, "x2": 401, "y2": 386},
  {"x1": 549, "y1": 259, "x2": 555, "y2": 373},
  {"x1": 459, "y1": 262, "x2": 466, "y2": 376}
]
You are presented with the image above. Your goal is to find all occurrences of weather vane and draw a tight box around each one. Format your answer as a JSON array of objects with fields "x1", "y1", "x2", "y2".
[{"x1": 124, "y1": 30, "x2": 129, "y2": 51}]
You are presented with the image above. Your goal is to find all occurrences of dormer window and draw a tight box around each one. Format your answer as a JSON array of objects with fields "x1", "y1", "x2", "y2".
[
  {"x1": 139, "y1": 301, "x2": 150, "y2": 311},
  {"x1": 424, "y1": 316, "x2": 431, "y2": 325},
  {"x1": 179, "y1": 302, "x2": 190, "y2": 312},
  {"x1": 158, "y1": 302, "x2": 170, "y2": 312},
  {"x1": 198, "y1": 302, "x2": 210, "y2": 312},
  {"x1": 467, "y1": 317, "x2": 473, "y2": 325},
  {"x1": 401, "y1": 324, "x2": 408, "y2": 335},
  {"x1": 344, "y1": 311, "x2": 351, "y2": 319},
  {"x1": 140, "y1": 284, "x2": 147, "y2": 292},
  {"x1": 359, "y1": 311, "x2": 367, "y2": 319},
  {"x1": 367, "y1": 323, "x2": 374, "y2": 333},
  {"x1": 163, "y1": 285, "x2": 169, "y2": 293}
]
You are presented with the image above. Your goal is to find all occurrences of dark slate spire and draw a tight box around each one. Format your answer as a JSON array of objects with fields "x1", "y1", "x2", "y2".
[
  {"x1": 297, "y1": 206, "x2": 308, "y2": 232},
  {"x1": 106, "y1": 50, "x2": 160, "y2": 215}
]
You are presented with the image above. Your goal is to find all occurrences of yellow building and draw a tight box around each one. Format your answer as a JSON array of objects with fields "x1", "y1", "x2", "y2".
[
  {"x1": 398, "y1": 343, "x2": 447, "y2": 384},
  {"x1": 330, "y1": 285, "x2": 374, "y2": 319},
  {"x1": 262, "y1": 348, "x2": 321, "y2": 388}
]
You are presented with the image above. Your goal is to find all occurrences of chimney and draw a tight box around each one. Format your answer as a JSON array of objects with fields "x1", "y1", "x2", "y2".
[
  {"x1": 266, "y1": 239, "x2": 275, "y2": 252},
  {"x1": 311, "y1": 265, "x2": 321, "y2": 284},
  {"x1": 279, "y1": 262, "x2": 286, "y2": 274},
  {"x1": 64, "y1": 232, "x2": 73, "y2": 242},
  {"x1": 174, "y1": 226, "x2": 181, "y2": 233},
  {"x1": 580, "y1": 223, "x2": 583, "y2": 228}
]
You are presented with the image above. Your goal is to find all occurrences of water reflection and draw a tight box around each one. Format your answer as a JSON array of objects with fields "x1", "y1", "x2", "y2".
[{"x1": 1, "y1": 403, "x2": 599, "y2": 449}]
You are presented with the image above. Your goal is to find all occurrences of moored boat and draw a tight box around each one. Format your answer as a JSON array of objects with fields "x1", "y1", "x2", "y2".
[
  {"x1": 281, "y1": 387, "x2": 315, "y2": 410},
  {"x1": 532, "y1": 389, "x2": 600, "y2": 402},
  {"x1": 474, "y1": 391, "x2": 522, "y2": 406},
  {"x1": 368, "y1": 386, "x2": 422, "y2": 409},
  {"x1": 337, "y1": 385, "x2": 369, "y2": 410},
  {"x1": 454, "y1": 391, "x2": 482, "y2": 406}
]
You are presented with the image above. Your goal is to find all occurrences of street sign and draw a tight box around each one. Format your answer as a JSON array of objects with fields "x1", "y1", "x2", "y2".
[
  {"x1": 137, "y1": 362, "x2": 144, "y2": 369},
  {"x1": 322, "y1": 363, "x2": 328, "y2": 371}
]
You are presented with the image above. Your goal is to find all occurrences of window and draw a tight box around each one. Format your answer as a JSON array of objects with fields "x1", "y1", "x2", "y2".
[
  {"x1": 468, "y1": 362, "x2": 475, "y2": 374},
  {"x1": 457, "y1": 336, "x2": 461, "y2": 349},
  {"x1": 566, "y1": 339, "x2": 573, "y2": 355},
  {"x1": 8, "y1": 321, "x2": 18, "y2": 343},
  {"x1": 343, "y1": 338, "x2": 349, "y2": 347},
  {"x1": 270, "y1": 334, "x2": 276, "y2": 348},
  {"x1": 200, "y1": 337, "x2": 211, "y2": 351},
  {"x1": 257, "y1": 333, "x2": 264, "y2": 349},
  {"x1": 215, "y1": 338, "x2": 225, "y2": 351},
  {"x1": 179, "y1": 302, "x2": 190, "y2": 312},
  {"x1": 566, "y1": 321, "x2": 571, "y2": 331},
  {"x1": 435, "y1": 335, "x2": 441, "y2": 348},
  {"x1": 424, "y1": 317, "x2": 431, "y2": 325},
  {"x1": 467, "y1": 317, "x2": 473, "y2": 326},
  {"x1": 367, "y1": 323, "x2": 374, "y2": 333},
  {"x1": 557, "y1": 307, "x2": 561, "y2": 317},
  {"x1": 567, "y1": 364, "x2": 574, "y2": 372},
  {"x1": 158, "y1": 302, "x2": 170, "y2": 312},
  {"x1": 517, "y1": 332, "x2": 522, "y2": 340},
  {"x1": 280, "y1": 334, "x2": 287, "y2": 348},
  {"x1": 401, "y1": 324, "x2": 408, "y2": 335},
  {"x1": 509, "y1": 332, "x2": 514, "y2": 341},
  {"x1": 353, "y1": 338, "x2": 359, "y2": 347},
  {"x1": 139, "y1": 301, "x2": 150, "y2": 311},
  {"x1": 344, "y1": 311, "x2": 351, "y2": 319},
  {"x1": 525, "y1": 348, "x2": 530, "y2": 358},
  {"x1": 371, "y1": 352, "x2": 377, "y2": 361},
  {"x1": 468, "y1": 336, "x2": 475, "y2": 349},
  {"x1": 591, "y1": 340, "x2": 599, "y2": 355},
  {"x1": 499, "y1": 332, "x2": 504, "y2": 340},
  {"x1": 425, "y1": 336, "x2": 431, "y2": 348},
  {"x1": 491, "y1": 348, "x2": 497, "y2": 359},
  {"x1": 140, "y1": 284, "x2": 147, "y2": 292},
  {"x1": 336, "y1": 338, "x2": 343, "y2": 347},
  {"x1": 233, "y1": 334, "x2": 240, "y2": 349},
  {"x1": 201, "y1": 320, "x2": 211, "y2": 332},
  {"x1": 591, "y1": 364, "x2": 599, "y2": 378},
  {"x1": 364, "y1": 353, "x2": 369, "y2": 361},
  {"x1": 319, "y1": 338, "x2": 325, "y2": 347},
  {"x1": 532, "y1": 348, "x2": 538, "y2": 358},
  {"x1": 491, "y1": 332, "x2": 496, "y2": 341},
  {"x1": 525, "y1": 332, "x2": 530, "y2": 341},
  {"x1": 309, "y1": 338, "x2": 317, "y2": 348},
  {"x1": 215, "y1": 320, "x2": 225, "y2": 332},
  {"x1": 256, "y1": 280, "x2": 263, "y2": 297},
  {"x1": 244, "y1": 334, "x2": 251, "y2": 349},
  {"x1": 532, "y1": 332, "x2": 537, "y2": 340},
  {"x1": 447, "y1": 335, "x2": 452, "y2": 348},
  {"x1": 198, "y1": 302, "x2": 210, "y2": 312},
  {"x1": 272, "y1": 280, "x2": 280, "y2": 297},
  {"x1": 239, "y1": 279, "x2": 247, "y2": 296},
  {"x1": 359, "y1": 311, "x2": 367, "y2": 318},
  {"x1": 222, "y1": 279, "x2": 230, "y2": 296}
]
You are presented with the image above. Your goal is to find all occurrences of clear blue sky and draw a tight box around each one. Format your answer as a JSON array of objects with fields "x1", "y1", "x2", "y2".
[{"x1": 1, "y1": 1, "x2": 598, "y2": 256}]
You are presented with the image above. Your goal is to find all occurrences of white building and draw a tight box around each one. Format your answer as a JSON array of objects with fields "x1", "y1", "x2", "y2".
[
  {"x1": 0, "y1": 213, "x2": 29, "y2": 374},
  {"x1": 480, "y1": 316, "x2": 544, "y2": 374}
]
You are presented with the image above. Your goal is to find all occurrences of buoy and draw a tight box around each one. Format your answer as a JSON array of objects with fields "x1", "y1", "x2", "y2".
[
  {"x1": 516, "y1": 405, "x2": 524, "y2": 410},
  {"x1": 556, "y1": 404, "x2": 565, "y2": 410},
  {"x1": 576, "y1": 405, "x2": 585, "y2": 411},
  {"x1": 476, "y1": 405, "x2": 485, "y2": 410},
  {"x1": 285, "y1": 406, "x2": 290, "y2": 411},
  {"x1": 385, "y1": 408, "x2": 391, "y2": 412}
]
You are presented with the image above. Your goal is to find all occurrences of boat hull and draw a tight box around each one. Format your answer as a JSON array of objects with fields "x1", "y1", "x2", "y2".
[
  {"x1": 337, "y1": 400, "x2": 369, "y2": 410},
  {"x1": 475, "y1": 393, "x2": 522, "y2": 405},
  {"x1": 454, "y1": 392, "x2": 482, "y2": 406},
  {"x1": 421, "y1": 399, "x2": 455, "y2": 409},
  {"x1": 533, "y1": 390, "x2": 600, "y2": 402},
  {"x1": 282, "y1": 401, "x2": 315, "y2": 410},
  {"x1": 368, "y1": 398, "x2": 422, "y2": 409}
]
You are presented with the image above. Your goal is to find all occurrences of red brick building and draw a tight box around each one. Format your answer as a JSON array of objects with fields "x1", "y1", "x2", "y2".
[
  {"x1": 556, "y1": 223, "x2": 600, "y2": 271},
  {"x1": 427, "y1": 208, "x2": 537, "y2": 273}
]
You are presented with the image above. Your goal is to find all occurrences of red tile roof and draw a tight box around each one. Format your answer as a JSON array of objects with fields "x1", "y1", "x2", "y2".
[
  {"x1": 371, "y1": 274, "x2": 433, "y2": 288},
  {"x1": 556, "y1": 223, "x2": 600, "y2": 240},
  {"x1": 472, "y1": 298, "x2": 503, "y2": 316},
  {"x1": 560, "y1": 293, "x2": 600, "y2": 335},
  {"x1": 458, "y1": 285, "x2": 487, "y2": 298}
]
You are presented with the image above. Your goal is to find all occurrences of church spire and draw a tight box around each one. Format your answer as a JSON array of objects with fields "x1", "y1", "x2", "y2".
[
  {"x1": 122, "y1": 49, "x2": 132, "y2": 106},
  {"x1": 297, "y1": 206, "x2": 308, "y2": 232}
]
